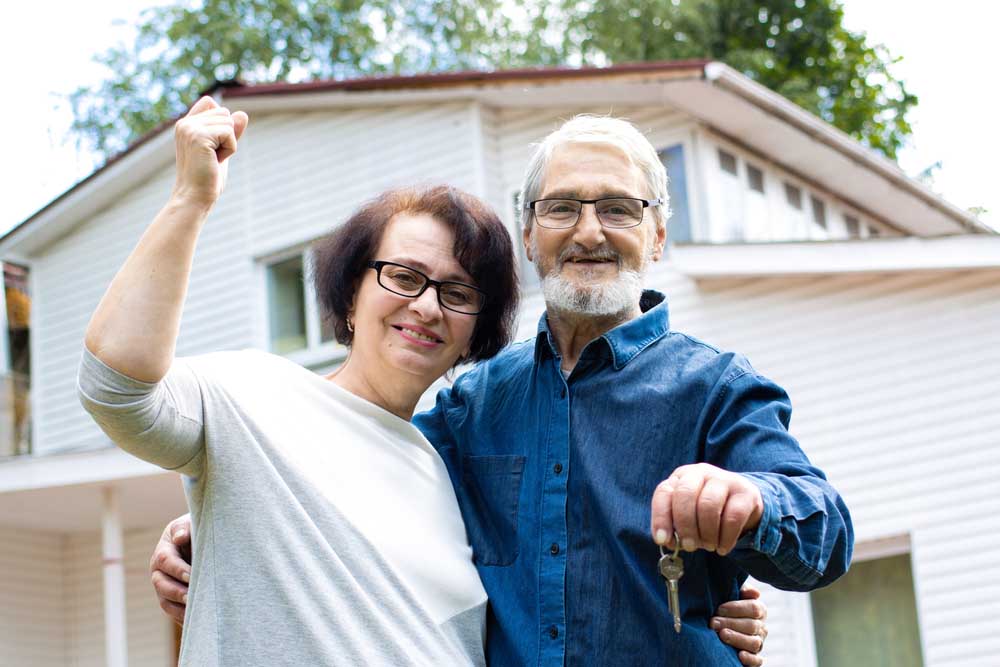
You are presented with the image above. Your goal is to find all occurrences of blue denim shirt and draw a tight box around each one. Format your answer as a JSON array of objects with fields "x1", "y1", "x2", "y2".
[{"x1": 415, "y1": 291, "x2": 853, "y2": 666}]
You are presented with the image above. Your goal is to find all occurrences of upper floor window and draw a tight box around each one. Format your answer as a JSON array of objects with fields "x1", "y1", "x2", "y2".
[
  {"x1": 811, "y1": 195, "x2": 828, "y2": 230},
  {"x1": 264, "y1": 250, "x2": 344, "y2": 369},
  {"x1": 660, "y1": 144, "x2": 692, "y2": 243},
  {"x1": 746, "y1": 164, "x2": 765, "y2": 193},
  {"x1": 844, "y1": 215, "x2": 861, "y2": 238},
  {"x1": 718, "y1": 149, "x2": 738, "y2": 175}
]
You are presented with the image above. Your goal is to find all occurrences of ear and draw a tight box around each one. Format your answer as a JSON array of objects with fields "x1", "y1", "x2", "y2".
[
  {"x1": 650, "y1": 221, "x2": 667, "y2": 262},
  {"x1": 522, "y1": 224, "x2": 534, "y2": 262}
]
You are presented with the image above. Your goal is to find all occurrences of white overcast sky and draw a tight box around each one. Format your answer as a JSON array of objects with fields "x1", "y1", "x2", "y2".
[{"x1": 3, "y1": 0, "x2": 997, "y2": 234}]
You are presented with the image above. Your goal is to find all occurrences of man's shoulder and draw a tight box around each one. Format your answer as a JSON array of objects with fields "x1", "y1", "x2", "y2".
[{"x1": 659, "y1": 330, "x2": 756, "y2": 383}]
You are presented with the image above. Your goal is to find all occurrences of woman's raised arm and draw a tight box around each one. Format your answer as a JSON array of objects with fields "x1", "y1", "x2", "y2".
[{"x1": 84, "y1": 96, "x2": 248, "y2": 382}]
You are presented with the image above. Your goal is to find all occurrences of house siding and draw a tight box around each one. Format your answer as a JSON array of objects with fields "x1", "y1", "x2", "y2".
[
  {"x1": 0, "y1": 526, "x2": 67, "y2": 666},
  {"x1": 64, "y1": 527, "x2": 173, "y2": 667}
]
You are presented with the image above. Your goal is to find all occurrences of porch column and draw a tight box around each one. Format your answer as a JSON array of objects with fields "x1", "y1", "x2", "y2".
[{"x1": 102, "y1": 485, "x2": 128, "y2": 667}]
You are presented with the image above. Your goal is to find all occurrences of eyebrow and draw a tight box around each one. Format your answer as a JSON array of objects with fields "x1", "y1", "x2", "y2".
[
  {"x1": 538, "y1": 189, "x2": 638, "y2": 200},
  {"x1": 387, "y1": 257, "x2": 474, "y2": 284}
]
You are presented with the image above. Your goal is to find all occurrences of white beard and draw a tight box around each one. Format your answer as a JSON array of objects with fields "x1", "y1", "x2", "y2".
[
  {"x1": 531, "y1": 234, "x2": 648, "y2": 317},
  {"x1": 540, "y1": 267, "x2": 644, "y2": 317}
]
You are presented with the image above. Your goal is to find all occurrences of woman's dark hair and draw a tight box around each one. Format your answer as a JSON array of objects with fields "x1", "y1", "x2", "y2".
[{"x1": 311, "y1": 185, "x2": 520, "y2": 364}]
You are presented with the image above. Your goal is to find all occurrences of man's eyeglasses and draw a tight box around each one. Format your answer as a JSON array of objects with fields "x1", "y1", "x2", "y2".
[
  {"x1": 366, "y1": 261, "x2": 486, "y2": 315},
  {"x1": 526, "y1": 197, "x2": 663, "y2": 229}
]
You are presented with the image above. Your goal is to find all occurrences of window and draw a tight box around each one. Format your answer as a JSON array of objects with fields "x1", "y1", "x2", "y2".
[
  {"x1": 784, "y1": 183, "x2": 803, "y2": 210},
  {"x1": 659, "y1": 144, "x2": 692, "y2": 243},
  {"x1": 811, "y1": 195, "x2": 828, "y2": 229},
  {"x1": 746, "y1": 164, "x2": 765, "y2": 193},
  {"x1": 1, "y1": 263, "x2": 30, "y2": 457},
  {"x1": 844, "y1": 215, "x2": 861, "y2": 238},
  {"x1": 264, "y1": 251, "x2": 342, "y2": 367},
  {"x1": 718, "y1": 149, "x2": 738, "y2": 175},
  {"x1": 811, "y1": 552, "x2": 924, "y2": 666}
]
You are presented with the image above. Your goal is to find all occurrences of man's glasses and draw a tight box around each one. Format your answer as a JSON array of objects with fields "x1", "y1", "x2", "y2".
[
  {"x1": 526, "y1": 197, "x2": 663, "y2": 229},
  {"x1": 366, "y1": 261, "x2": 486, "y2": 315}
]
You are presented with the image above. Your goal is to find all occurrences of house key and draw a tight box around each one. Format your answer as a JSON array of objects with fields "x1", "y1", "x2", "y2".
[{"x1": 658, "y1": 533, "x2": 684, "y2": 633}]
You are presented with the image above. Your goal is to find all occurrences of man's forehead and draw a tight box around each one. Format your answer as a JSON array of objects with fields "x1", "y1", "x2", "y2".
[{"x1": 540, "y1": 142, "x2": 643, "y2": 197}]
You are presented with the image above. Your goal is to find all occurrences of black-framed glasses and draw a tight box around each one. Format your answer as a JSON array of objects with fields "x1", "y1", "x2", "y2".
[
  {"x1": 526, "y1": 197, "x2": 663, "y2": 229},
  {"x1": 366, "y1": 261, "x2": 486, "y2": 315}
]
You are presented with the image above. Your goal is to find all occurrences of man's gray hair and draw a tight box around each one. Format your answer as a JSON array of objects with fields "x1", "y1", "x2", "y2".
[{"x1": 519, "y1": 115, "x2": 670, "y2": 232}]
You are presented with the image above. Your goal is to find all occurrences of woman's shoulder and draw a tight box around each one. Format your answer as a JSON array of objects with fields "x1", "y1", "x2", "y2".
[{"x1": 177, "y1": 348, "x2": 311, "y2": 383}]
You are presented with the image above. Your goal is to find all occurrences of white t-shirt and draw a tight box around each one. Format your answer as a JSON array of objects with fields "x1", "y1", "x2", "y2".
[{"x1": 79, "y1": 348, "x2": 487, "y2": 666}]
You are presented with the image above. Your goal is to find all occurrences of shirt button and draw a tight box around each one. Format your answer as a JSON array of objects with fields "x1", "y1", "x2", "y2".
[
  {"x1": 549, "y1": 543, "x2": 560, "y2": 555},
  {"x1": 553, "y1": 463, "x2": 563, "y2": 475},
  {"x1": 559, "y1": 386, "x2": 567, "y2": 398},
  {"x1": 548, "y1": 625, "x2": 559, "y2": 639}
]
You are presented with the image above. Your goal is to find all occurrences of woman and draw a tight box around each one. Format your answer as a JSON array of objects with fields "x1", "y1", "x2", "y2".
[{"x1": 81, "y1": 97, "x2": 768, "y2": 665}]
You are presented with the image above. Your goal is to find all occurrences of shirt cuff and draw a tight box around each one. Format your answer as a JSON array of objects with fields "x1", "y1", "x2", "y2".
[{"x1": 735, "y1": 473, "x2": 781, "y2": 555}]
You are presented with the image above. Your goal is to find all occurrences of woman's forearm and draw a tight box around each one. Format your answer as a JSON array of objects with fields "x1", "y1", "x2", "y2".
[{"x1": 84, "y1": 196, "x2": 211, "y2": 383}]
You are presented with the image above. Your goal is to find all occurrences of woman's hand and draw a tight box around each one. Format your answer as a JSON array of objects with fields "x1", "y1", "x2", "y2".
[
  {"x1": 171, "y1": 96, "x2": 249, "y2": 210},
  {"x1": 713, "y1": 584, "x2": 768, "y2": 666},
  {"x1": 150, "y1": 514, "x2": 193, "y2": 625}
]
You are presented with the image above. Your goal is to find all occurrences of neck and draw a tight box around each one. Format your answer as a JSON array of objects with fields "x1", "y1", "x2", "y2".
[
  {"x1": 326, "y1": 354, "x2": 425, "y2": 420},
  {"x1": 545, "y1": 302, "x2": 641, "y2": 374}
]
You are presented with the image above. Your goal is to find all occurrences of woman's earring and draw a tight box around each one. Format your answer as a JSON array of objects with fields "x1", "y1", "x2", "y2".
[{"x1": 347, "y1": 316, "x2": 355, "y2": 333}]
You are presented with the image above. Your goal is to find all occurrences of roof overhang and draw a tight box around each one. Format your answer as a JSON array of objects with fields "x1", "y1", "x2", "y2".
[{"x1": 2, "y1": 61, "x2": 989, "y2": 258}]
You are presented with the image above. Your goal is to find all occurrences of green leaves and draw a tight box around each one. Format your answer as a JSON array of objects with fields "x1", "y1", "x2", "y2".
[{"x1": 69, "y1": 0, "x2": 916, "y2": 161}]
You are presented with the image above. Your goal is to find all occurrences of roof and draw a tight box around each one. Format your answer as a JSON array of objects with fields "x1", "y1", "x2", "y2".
[{"x1": 2, "y1": 60, "x2": 991, "y2": 258}]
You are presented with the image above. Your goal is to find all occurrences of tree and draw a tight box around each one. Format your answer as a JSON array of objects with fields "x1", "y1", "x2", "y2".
[{"x1": 70, "y1": 0, "x2": 915, "y2": 160}]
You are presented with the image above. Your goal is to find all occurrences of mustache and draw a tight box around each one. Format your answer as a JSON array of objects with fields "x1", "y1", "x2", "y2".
[{"x1": 557, "y1": 244, "x2": 622, "y2": 267}]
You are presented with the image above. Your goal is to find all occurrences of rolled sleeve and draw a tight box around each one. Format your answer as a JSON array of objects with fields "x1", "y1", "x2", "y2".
[
  {"x1": 708, "y1": 364, "x2": 854, "y2": 591},
  {"x1": 77, "y1": 347, "x2": 205, "y2": 475}
]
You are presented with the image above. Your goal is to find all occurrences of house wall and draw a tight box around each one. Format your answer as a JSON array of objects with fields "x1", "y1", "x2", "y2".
[
  {"x1": 63, "y1": 527, "x2": 174, "y2": 667},
  {"x1": 0, "y1": 526, "x2": 67, "y2": 666}
]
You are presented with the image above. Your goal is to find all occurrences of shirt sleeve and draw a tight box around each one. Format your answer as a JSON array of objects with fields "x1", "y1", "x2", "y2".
[
  {"x1": 77, "y1": 347, "x2": 206, "y2": 477},
  {"x1": 703, "y1": 362, "x2": 854, "y2": 591}
]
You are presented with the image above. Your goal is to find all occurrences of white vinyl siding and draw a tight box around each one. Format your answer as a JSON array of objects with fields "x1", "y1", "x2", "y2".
[
  {"x1": 0, "y1": 526, "x2": 67, "y2": 666},
  {"x1": 0, "y1": 525, "x2": 173, "y2": 666},
  {"x1": 64, "y1": 527, "x2": 174, "y2": 667},
  {"x1": 244, "y1": 103, "x2": 483, "y2": 258}
]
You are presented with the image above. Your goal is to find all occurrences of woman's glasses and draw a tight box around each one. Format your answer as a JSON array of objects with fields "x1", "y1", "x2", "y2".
[{"x1": 367, "y1": 261, "x2": 486, "y2": 315}]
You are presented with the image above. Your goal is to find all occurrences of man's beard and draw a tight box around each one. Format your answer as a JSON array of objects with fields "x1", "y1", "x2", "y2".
[{"x1": 532, "y1": 238, "x2": 646, "y2": 318}]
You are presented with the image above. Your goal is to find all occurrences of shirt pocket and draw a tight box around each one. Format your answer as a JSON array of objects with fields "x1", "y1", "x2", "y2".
[{"x1": 460, "y1": 454, "x2": 525, "y2": 567}]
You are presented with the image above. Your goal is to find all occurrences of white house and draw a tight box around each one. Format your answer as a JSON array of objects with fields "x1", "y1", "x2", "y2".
[{"x1": 2, "y1": 61, "x2": 998, "y2": 666}]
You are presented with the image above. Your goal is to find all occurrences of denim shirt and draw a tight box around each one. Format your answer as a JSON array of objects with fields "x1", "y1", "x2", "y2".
[{"x1": 415, "y1": 291, "x2": 853, "y2": 667}]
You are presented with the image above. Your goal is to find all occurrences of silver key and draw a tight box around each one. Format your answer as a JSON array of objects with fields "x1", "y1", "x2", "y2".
[{"x1": 658, "y1": 534, "x2": 684, "y2": 633}]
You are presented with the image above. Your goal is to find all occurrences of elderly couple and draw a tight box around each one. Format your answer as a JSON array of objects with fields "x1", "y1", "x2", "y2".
[{"x1": 79, "y1": 97, "x2": 852, "y2": 666}]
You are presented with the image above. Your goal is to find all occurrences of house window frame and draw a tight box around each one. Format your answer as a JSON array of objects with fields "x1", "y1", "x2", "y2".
[
  {"x1": 803, "y1": 533, "x2": 927, "y2": 667},
  {"x1": 258, "y1": 245, "x2": 347, "y2": 371}
]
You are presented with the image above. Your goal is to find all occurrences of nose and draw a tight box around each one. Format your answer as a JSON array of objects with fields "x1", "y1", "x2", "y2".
[
  {"x1": 408, "y1": 285, "x2": 444, "y2": 321},
  {"x1": 571, "y1": 203, "x2": 606, "y2": 248}
]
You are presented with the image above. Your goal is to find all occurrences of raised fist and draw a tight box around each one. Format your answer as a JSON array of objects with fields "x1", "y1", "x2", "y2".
[{"x1": 171, "y1": 96, "x2": 249, "y2": 208}]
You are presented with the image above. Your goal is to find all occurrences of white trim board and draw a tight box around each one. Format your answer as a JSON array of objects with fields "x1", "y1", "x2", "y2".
[{"x1": 670, "y1": 235, "x2": 1000, "y2": 278}]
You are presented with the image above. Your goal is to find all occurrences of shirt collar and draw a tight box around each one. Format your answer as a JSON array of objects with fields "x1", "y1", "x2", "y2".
[{"x1": 533, "y1": 290, "x2": 671, "y2": 370}]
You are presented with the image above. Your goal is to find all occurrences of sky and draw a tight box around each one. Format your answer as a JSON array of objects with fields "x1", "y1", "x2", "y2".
[{"x1": 3, "y1": 0, "x2": 998, "y2": 236}]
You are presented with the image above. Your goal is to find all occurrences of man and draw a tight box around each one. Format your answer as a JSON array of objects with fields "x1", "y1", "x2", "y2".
[{"x1": 151, "y1": 115, "x2": 852, "y2": 665}]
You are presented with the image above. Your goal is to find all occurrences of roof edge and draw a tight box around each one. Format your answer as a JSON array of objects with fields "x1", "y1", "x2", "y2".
[{"x1": 703, "y1": 62, "x2": 993, "y2": 235}]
